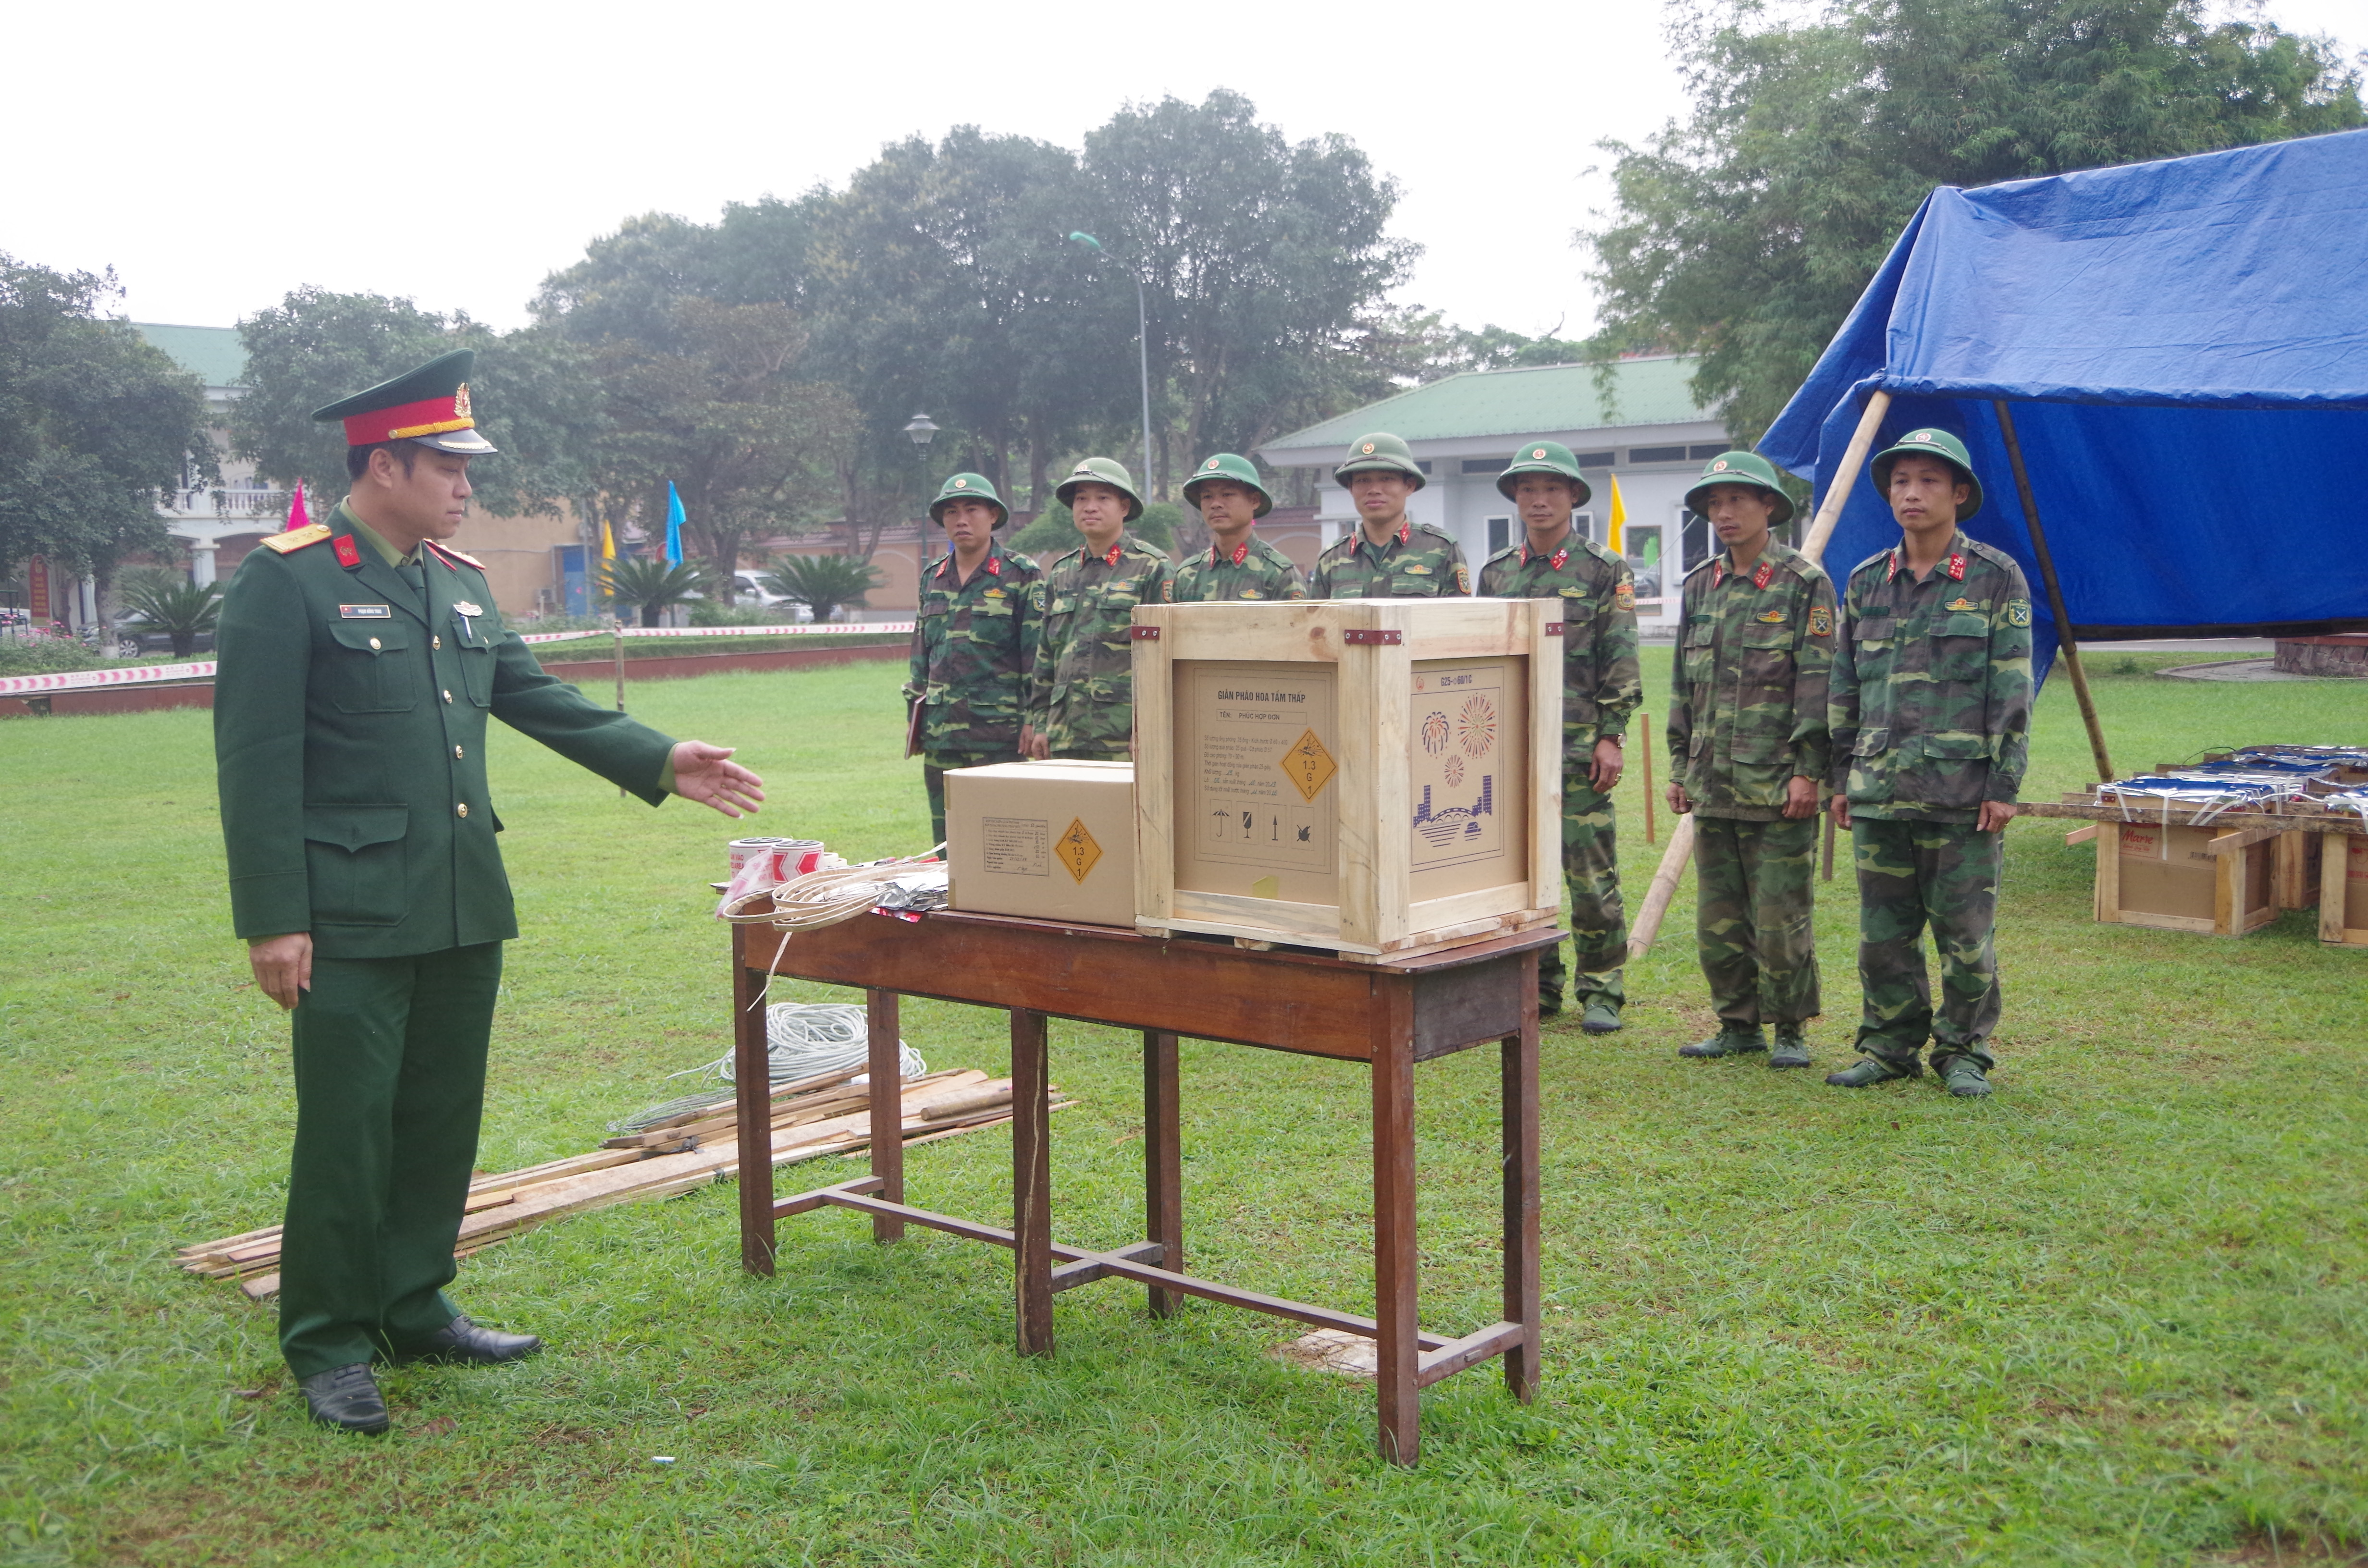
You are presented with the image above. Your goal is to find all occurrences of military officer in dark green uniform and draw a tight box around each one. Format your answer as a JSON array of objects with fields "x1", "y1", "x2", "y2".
[
  {"x1": 215, "y1": 351, "x2": 765, "y2": 1433},
  {"x1": 1665, "y1": 451, "x2": 1837, "y2": 1068},
  {"x1": 1477, "y1": 440, "x2": 1640, "y2": 1029},
  {"x1": 1168, "y1": 452, "x2": 1307, "y2": 603},
  {"x1": 1025, "y1": 457, "x2": 1167, "y2": 760},
  {"x1": 905, "y1": 472, "x2": 1043, "y2": 843},
  {"x1": 1824, "y1": 428, "x2": 2032, "y2": 1098},
  {"x1": 1309, "y1": 432, "x2": 1471, "y2": 599}
]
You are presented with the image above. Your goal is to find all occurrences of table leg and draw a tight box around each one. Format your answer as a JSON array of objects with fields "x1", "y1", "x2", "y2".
[
  {"x1": 1144, "y1": 1030, "x2": 1183, "y2": 1318},
  {"x1": 1502, "y1": 952, "x2": 1542, "y2": 1402},
  {"x1": 732, "y1": 932, "x2": 775, "y2": 1276},
  {"x1": 1371, "y1": 984, "x2": 1419, "y2": 1465},
  {"x1": 1011, "y1": 1008, "x2": 1054, "y2": 1356},
  {"x1": 867, "y1": 989, "x2": 904, "y2": 1244}
]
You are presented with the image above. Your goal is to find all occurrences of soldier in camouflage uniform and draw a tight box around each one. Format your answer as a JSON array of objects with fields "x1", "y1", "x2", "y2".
[
  {"x1": 1310, "y1": 432, "x2": 1471, "y2": 599},
  {"x1": 1825, "y1": 428, "x2": 2032, "y2": 1098},
  {"x1": 1478, "y1": 440, "x2": 1639, "y2": 1030},
  {"x1": 904, "y1": 472, "x2": 1043, "y2": 844},
  {"x1": 1026, "y1": 457, "x2": 1168, "y2": 760},
  {"x1": 1168, "y1": 452, "x2": 1308, "y2": 603},
  {"x1": 1664, "y1": 451, "x2": 1836, "y2": 1068}
]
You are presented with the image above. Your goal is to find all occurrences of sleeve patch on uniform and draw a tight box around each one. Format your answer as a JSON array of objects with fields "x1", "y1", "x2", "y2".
[
  {"x1": 1455, "y1": 564, "x2": 1471, "y2": 594},
  {"x1": 1808, "y1": 605, "x2": 1833, "y2": 637},
  {"x1": 1613, "y1": 583, "x2": 1635, "y2": 609},
  {"x1": 2006, "y1": 600, "x2": 2032, "y2": 627}
]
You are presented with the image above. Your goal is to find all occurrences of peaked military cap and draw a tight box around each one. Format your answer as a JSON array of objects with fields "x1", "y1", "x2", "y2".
[
  {"x1": 1496, "y1": 439, "x2": 1593, "y2": 507},
  {"x1": 929, "y1": 471, "x2": 1010, "y2": 528},
  {"x1": 1684, "y1": 450, "x2": 1795, "y2": 527},
  {"x1": 1182, "y1": 452, "x2": 1272, "y2": 517},
  {"x1": 1871, "y1": 427, "x2": 1984, "y2": 520},
  {"x1": 1054, "y1": 456, "x2": 1144, "y2": 521},
  {"x1": 311, "y1": 348, "x2": 497, "y2": 454},
  {"x1": 1333, "y1": 431, "x2": 1426, "y2": 490}
]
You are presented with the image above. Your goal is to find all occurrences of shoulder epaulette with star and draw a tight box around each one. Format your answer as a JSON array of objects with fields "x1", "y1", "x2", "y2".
[
  {"x1": 259, "y1": 523, "x2": 331, "y2": 555},
  {"x1": 1850, "y1": 548, "x2": 1895, "y2": 581},
  {"x1": 1962, "y1": 537, "x2": 2019, "y2": 572},
  {"x1": 1682, "y1": 555, "x2": 1720, "y2": 581},
  {"x1": 425, "y1": 539, "x2": 485, "y2": 570},
  {"x1": 1483, "y1": 543, "x2": 1521, "y2": 566}
]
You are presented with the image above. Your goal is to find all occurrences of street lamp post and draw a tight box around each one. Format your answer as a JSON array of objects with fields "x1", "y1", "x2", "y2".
[
  {"x1": 903, "y1": 412, "x2": 940, "y2": 565},
  {"x1": 1067, "y1": 232, "x2": 1155, "y2": 500}
]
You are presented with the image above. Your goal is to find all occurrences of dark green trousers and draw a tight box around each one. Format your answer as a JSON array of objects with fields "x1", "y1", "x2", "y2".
[
  {"x1": 281, "y1": 942, "x2": 503, "y2": 1377},
  {"x1": 1694, "y1": 813, "x2": 1822, "y2": 1028},
  {"x1": 1850, "y1": 819, "x2": 2002, "y2": 1070},
  {"x1": 1540, "y1": 778, "x2": 1626, "y2": 1007},
  {"x1": 922, "y1": 751, "x2": 1021, "y2": 847}
]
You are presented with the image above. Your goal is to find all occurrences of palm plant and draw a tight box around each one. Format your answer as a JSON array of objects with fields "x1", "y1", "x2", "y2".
[
  {"x1": 758, "y1": 554, "x2": 883, "y2": 624},
  {"x1": 115, "y1": 574, "x2": 222, "y2": 659},
  {"x1": 598, "y1": 556, "x2": 707, "y2": 628}
]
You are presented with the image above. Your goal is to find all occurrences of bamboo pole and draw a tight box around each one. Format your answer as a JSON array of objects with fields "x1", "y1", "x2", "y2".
[
  {"x1": 1993, "y1": 400, "x2": 2114, "y2": 782},
  {"x1": 1639, "y1": 712, "x2": 1656, "y2": 845},
  {"x1": 1627, "y1": 389, "x2": 1891, "y2": 957}
]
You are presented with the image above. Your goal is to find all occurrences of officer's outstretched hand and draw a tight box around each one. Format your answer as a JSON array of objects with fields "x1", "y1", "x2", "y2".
[{"x1": 670, "y1": 741, "x2": 767, "y2": 818}]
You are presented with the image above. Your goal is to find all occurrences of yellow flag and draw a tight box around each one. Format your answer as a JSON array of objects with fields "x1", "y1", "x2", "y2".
[
  {"x1": 600, "y1": 518, "x2": 616, "y2": 561},
  {"x1": 1606, "y1": 473, "x2": 1628, "y2": 556}
]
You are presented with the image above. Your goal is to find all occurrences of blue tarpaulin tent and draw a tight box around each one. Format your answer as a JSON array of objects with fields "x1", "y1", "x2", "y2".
[{"x1": 1761, "y1": 128, "x2": 2368, "y2": 698}]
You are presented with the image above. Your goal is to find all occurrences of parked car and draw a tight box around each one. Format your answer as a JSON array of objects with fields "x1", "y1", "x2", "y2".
[{"x1": 111, "y1": 613, "x2": 215, "y2": 657}]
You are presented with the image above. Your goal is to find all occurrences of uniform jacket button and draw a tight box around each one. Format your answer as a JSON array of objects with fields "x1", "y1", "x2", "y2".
[
  {"x1": 457, "y1": 802, "x2": 469, "y2": 817},
  {"x1": 442, "y1": 689, "x2": 453, "y2": 703},
  {"x1": 454, "y1": 745, "x2": 464, "y2": 759},
  {"x1": 369, "y1": 637, "x2": 381, "y2": 650},
  {"x1": 433, "y1": 635, "x2": 443, "y2": 649}
]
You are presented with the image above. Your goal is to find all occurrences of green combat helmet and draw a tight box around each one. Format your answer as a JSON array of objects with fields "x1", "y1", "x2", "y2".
[
  {"x1": 1870, "y1": 428, "x2": 1984, "y2": 520},
  {"x1": 1333, "y1": 431, "x2": 1427, "y2": 490},
  {"x1": 1683, "y1": 450, "x2": 1795, "y2": 527},
  {"x1": 1182, "y1": 452, "x2": 1272, "y2": 517},
  {"x1": 929, "y1": 472, "x2": 1010, "y2": 528},
  {"x1": 1496, "y1": 439, "x2": 1593, "y2": 508},
  {"x1": 1054, "y1": 456, "x2": 1144, "y2": 521}
]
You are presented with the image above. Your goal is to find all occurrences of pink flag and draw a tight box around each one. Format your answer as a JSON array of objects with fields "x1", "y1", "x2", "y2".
[{"x1": 286, "y1": 481, "x2": 311, "y2": 530}]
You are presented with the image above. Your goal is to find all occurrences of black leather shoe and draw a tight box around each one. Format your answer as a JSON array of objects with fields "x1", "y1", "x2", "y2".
[
  {"x1": 299, "y1": 1362, "x2": 389, "y2": 1433},
  {"x1": 402, "y1": 1314, "x2": 543, "y2": 1366}
]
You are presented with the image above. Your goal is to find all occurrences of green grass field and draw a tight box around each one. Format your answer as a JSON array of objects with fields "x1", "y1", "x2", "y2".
[{"x1": 2, "y1": 657, "x2": 2363, "y2": 1567}]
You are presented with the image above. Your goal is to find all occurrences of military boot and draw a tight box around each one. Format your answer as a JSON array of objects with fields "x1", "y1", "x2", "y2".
[
  {"x1": 1824, "y1": 1056, "x2": 1920, "y2": 1088},
  {"x1": 1768, "y1": 1027, "x2": 1812, "y2": 1069},
  {"x1": 1580, "y1": 1000, "x2": 1623, "y2": 1035},
  {"x1": 1679, "y1": 1025, "x2": 1765, "y2": 1059},
  {"x1": 1938, "y1": 1057, "x2": 1994, "y2": 1098}
]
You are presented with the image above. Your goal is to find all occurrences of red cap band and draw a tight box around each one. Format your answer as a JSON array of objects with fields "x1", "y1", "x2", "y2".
[{"x1": 342, "y1": 392, "x2": 474, "y2": 446}]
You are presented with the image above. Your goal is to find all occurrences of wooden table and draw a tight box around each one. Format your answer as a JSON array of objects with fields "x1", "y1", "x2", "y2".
[{"x1": 730, "y1": 908, "x2": 1551, "y2": 1465}]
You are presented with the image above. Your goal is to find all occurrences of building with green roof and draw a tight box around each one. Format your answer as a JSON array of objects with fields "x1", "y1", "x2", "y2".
[
  {"x1": 1259, "y1": 356, "x2": 1736, "y2": 626},
  {"x1": 132, "y1": 323, "x2": 291, "y2": 587}
]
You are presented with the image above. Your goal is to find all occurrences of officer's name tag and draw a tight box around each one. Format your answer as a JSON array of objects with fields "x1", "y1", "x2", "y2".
[{"x1": 339, "y1": 604, "x2": 392, "y2": 618}]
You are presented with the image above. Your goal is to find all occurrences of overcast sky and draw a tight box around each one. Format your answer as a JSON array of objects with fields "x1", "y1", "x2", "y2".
[{"x1": 7, "y1": 0, "x2": 2360, "y2": 338}]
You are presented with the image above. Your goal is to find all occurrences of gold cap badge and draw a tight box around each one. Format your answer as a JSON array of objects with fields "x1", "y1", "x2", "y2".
[
  {"x1": 1531, "y1": 448, "x2": 1546, "y2": 459},
  {"x1": 1361, "y1": 442, "x2": 1375, "y2": 454},
  {"x1": 1713, "y1": 459, "x2": 1728, "y2": 471},
  {"x1": 953, "y1": 477, "x2": 969, "y2": 488}
]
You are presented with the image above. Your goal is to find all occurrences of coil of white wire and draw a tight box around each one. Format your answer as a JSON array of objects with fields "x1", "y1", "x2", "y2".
[{"x1": 610, "y1": 1002, "x2": 925, "y2": 1132}]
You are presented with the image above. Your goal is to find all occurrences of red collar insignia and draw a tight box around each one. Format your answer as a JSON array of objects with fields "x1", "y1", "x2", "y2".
[
  {"x1": 1753, "y1": 560, "x2": 1775, "y2": 590},
  {"x1": 1225, "y1": 541, "x2": 1250, "y2": 566},
  {"x1": 986, "y1": 555, "x2": 1002, "y2": 576},
  {"x1": 1886, "y1": 549, "x2": 1900, "y2": 582},
  {"x1": 1713, "y1": 560, "x2": 1726, "y2": 588},
  {"x1": 1397, "y1": 521, "x2": 1410, "y2": 546},
  {"x1": 332, "y1": 534, "x2": 361, "y2": 569},
  {"x1": 1103, "y1": 544, "x2": 1123, "y2": 566},
  {"x1": 1947, "y1": 552, "x2": 1966, "y2": 581},
  {"x1": 1550, "y1": 547, "x2": 1568, "y2": 571}
]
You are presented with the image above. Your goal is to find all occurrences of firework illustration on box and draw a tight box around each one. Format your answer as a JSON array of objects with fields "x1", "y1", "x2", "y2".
[{"x1": 1409, "y1": 666, "x2": 1507, "y2": 871}]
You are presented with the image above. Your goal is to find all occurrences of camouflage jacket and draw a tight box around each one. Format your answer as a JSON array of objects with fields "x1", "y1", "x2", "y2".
[
  {"x1": 1478, "y1": 529, "x2": 1641, "y2": 763},
  {"x1": 903, "y1": 539, "x2": 1044, "y2": 763},
  {"x1": 1665, "y1": 539, "x2": 1837, "y2": 821},
  {"x1": 1166, "y1": 534, "x2": 1307, "y2": 603},
  {"x1": 1828, "y1": 531, "x2": 2033, "y2": 823},
  {"x1": 1025, "y1": 533, "x2": 1169, "y2": 758},
  {"x1": 1310, "y1": 520, "x2": 1471, "y2": 599}
]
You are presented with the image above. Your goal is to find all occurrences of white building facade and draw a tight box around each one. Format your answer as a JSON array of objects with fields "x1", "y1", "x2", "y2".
[{"x1": 1259, "y1": 357, "x2": 1745, "y2": 633}]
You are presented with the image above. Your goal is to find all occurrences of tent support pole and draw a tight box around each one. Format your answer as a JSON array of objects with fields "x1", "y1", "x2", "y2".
[
  {"x1": 1993, "y1": 400, "x2": 2114, "y2": 783},
  {"x1": 1631, "y1": 388, "x2": 1888, "y2": 959}
]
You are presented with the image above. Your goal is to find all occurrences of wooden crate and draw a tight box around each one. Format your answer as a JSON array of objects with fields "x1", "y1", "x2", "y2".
[
  {"x1": 1131, "y1": 598, "x2": 1561, "y2": 959},
  {"x1": 2322, "y1": 833, "x2": 2368, "y2": 948},
  {"x1": 2274, "y1": 828, "x2": 2323, "y2": 911},
  {"x1": 2074, "y1": 819, "x2": 2276, "y2": 936}
]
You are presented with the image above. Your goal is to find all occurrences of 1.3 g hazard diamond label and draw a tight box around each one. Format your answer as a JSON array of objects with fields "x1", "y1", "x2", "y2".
[
  {"x1": 1278, "y1": 728, "x2": 1339, "y2": 802},
  {"x1": 1055, "y1": 817, "x2": 1103, "y2": 883}
]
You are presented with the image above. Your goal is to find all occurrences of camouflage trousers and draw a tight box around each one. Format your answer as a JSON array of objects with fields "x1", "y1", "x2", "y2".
[
  {"x1": 1541, "y1": 781, "x2": 1626, "y2": 1006},
  {"x1": 1850, "y1": 818, "x2": 2002, "y2": 1070},
  {"x1": 1693, "y1": 814, "x2": 1822, "y2": 1028},
  {"x1": 922, "y1": 751, "x2": 1021, "y2": 848}
]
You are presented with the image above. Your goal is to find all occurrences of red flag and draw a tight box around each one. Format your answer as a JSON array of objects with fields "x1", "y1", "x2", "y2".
[{"x1": 286, "y1": 482, "x2": 311, "y2": 531}]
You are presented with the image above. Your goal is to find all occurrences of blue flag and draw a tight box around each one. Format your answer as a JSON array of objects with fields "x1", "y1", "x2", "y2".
[{"x1": 664, "y1": 482, "x2": 686, "y2": 566}]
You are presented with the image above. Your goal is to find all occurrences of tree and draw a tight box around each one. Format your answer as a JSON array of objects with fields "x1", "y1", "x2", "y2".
[
  {"x1": 757, "y1": 553, "x2": 882, "y2": 622},
  {"x1": 1589, "y1": 0, "x2": 2367, "y2": 443},
  {"x1": 598, "y1": 555, "x2": 705, "y2": 627},
  {"x1": 115, "y1": 570, "x2": 220, "y2": 658},
  {"x1": 231, "y1": 287, "x2": 601, "y2": 519},
  {"x1": 0, "y1": 255, "x2": 211, "y2": 589},
  {"x1": 1081, "y1": 91, "x2": 1417, "y2": 493}
]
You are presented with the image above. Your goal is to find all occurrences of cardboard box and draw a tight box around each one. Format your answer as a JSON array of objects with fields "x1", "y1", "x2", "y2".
[
  {"x1": 1131, "y1": 598, "x2": 1562, "y2": 959},
  {"x1": 945, "y1": 760, "x2": 1136, "y2": 927},
  {"x1": 2093, "y1": 820, "x2": 2275, "y2": 936}
]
